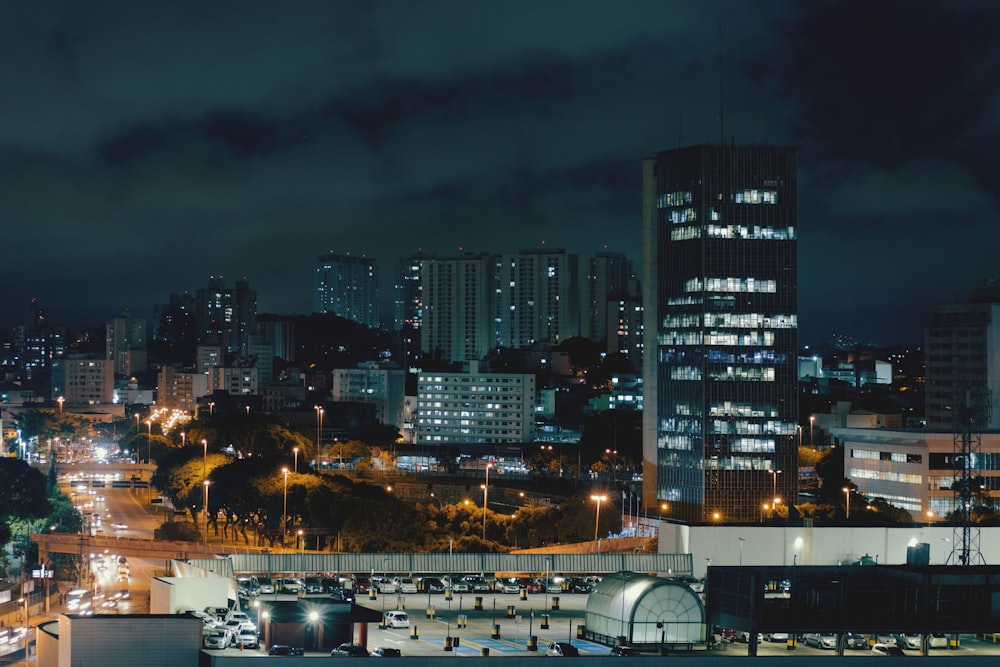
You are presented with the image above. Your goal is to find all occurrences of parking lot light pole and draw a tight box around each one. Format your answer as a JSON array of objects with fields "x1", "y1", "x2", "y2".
[
  {"x1": 590, "y1": 495, "x2": 607, "y2": 550},
  {"x1": 281, "y1": 467, "x2": 290, "y2": 547}
]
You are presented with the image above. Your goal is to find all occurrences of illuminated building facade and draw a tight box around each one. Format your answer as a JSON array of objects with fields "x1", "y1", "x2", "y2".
[
  {"x1": 641, "y1": 145, "x2": 798, "y2": 523},
  {"x1": 314, "y1": 253, "x2": 380, "y2": 328}
]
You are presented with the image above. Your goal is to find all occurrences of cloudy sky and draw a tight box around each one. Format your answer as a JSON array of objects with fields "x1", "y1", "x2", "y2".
[{"x1": 2, "y1": 0, "x2": 998, "y2": 345}]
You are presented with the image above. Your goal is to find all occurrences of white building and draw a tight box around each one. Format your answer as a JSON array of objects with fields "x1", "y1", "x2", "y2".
[{"x1": 415, "y1": 361, "x2": 536, "y2": 445}]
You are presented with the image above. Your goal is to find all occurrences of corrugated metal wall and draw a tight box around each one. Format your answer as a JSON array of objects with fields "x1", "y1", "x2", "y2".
[{"x1": 181, "y1": 553, "x2": 693, "y2": 578}]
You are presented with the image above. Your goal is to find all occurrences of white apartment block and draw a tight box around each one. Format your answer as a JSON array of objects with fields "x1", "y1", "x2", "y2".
[
  {"x1": 209, "y1": 366, "x2": 258, "y2": 395},
  {"x1": 415, "y1": 361, "x2": 536, "y2": 444},
  {"x1": 54, "y1": 358, "x2": 115, "y2": 405}
]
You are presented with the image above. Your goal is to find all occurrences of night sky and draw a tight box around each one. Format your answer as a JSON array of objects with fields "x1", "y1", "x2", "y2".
[{"x1": 3, "y1": 0, "x2": 999, "y2": 346}]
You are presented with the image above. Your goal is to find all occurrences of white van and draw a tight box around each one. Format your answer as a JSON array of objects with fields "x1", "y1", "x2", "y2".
[{"x1": 384, "y1": 611, "x2": 409, "y2": 628}]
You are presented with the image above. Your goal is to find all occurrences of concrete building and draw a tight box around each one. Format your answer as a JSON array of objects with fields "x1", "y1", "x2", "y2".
[
  {"x1": 106, "y1": 310, "x2": 148, "y2": 376},
  {"x1": 586, "y1": 251, "x2": 634, "y2": 342},
  {"x1": 415, "y1": 361, "x2": 536, "y2": 445},
  {"x1": 51, "y1": 358, "x2": 115, "y2": 406},
  {"x1": 331, "y1": 362, "x2": 406, "y2": 432},
  {"x1": 314, "y1": 252, "x2": 380, "y2": 328},
  {"x1": 642, "y1": 145, "x2": 799, "y2": 523},
  {"x1": 420, "y1": 253, "x2": 496, "y2": 362},
  {"x1": 496, "y1": 248, "x2": 580, "y2": 349},
  {"x1": 156, "y1": 365, "x2": 209, "y2": 412}
]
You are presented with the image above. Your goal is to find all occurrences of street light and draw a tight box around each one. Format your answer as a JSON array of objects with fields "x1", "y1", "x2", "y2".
[
  {"x1": 18, "y1": 596, "x2": 28, "y2": 667},
  {"x1": 57, "y1": 396, "x2": 64, "y2": 413},
  {"x1": 202, "y1": 439, "x2": 208, "y2": 483},
  {"x1": 809, "y1": 415, "x2": 815, "y2": 445},
  {"x1": 768, "y1": 469, "x2": 782, "y2": 504},
  {"x1": 282, "y1": 467, "x2": 290, "y2": 548},
  {"x1": 482, "y1": 462, "x2": 491, "y2": 541},
  {"x1": 843, "y1": 487, "x2": 851, "y2": 520},
  {"x1": 146, "y1": 420, "x2": 152, "y2": 503},
  {"x1": 315, "y1": 405, "x2": 324, "y2": 465},
  {"x1": 203, "y1": 481, "x2": 211, "y2": 553},
  {"x1": 590, "y1": 495, "x2": 607, "y2": 549},
  {"x1": 738, "y1": 537, "x2": 745, "y2": 566},
  {"x1": 298, "y1": 529, "x2": 305, "y2": 556}
]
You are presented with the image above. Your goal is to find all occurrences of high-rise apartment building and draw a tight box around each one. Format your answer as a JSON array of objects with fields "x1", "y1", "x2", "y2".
[
  {"x1": 52, "y1": 357, "x2": 115, "y2": 406},
  {"x1": 314, "y1": 253, "x2": 380, "y2": 328},
  {"x1": 642, "y1": 145, "x2": 799, "y2": 523},
  {"x1": 331, "y1": 362, "x2": 406, "y2": 433},
  {"x1": 195, "y1": 276, "x2": 257, "y2": 356},
  {"x1": 925, "y1": 280, "x2": 1000, "y2": 430},
  {"x1": 496, "y1": 249, "x2": 580, "y2": 349},
  {"x1": 420, "y1": 253, "x2": 496, "y2": 362},
  {"x1": 587, "y1": 251, "x2": 634, "y2": 342},
  {"x1": 106, "y1": 309, "x2": 148, "y2": 376}
]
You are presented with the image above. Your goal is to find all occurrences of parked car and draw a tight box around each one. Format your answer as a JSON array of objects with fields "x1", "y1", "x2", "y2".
[
  {"x1": 445, "y1": 577, "x2": 470, "y2": 593},
  {"x1": 280, "y1": 577, "x2": 303, "y2": 593},
  {"x1": 303, "y1": 576, "x2": 325, "y2": 594},
  {"x1": 520, "y1": 579, "x2": 543, "y2": 594},
  {"x1": 330, "y1": 587, "x2": 356, "y2": 603},
  {"x1": 871, "y1": 642, "x2": 905, "y2": 656},
  {"x1": 421, "y1": 577, "x2": 445, "y2": 593},
  {"x1": 844, "y1": 632, "x2": 869, "y2": 649},
  {"x1": 903, "y1": 634, "x2": 923, "y2": 650},
  {"x1": 566, "y1": 578, "x2": 592, "y2": 594},
  {"x1": 332, "y1": 642, "x2": 370, "y2": 657},
  {"x1": 462, "y1": 575, "x2": 492, "y2": 592},
  {"x1": 232, "y1": 629, "x2": 259, "y2": 649},
  {"x1": 804, "y1": 633, "x2": 836, "y2": 649},
  {"x1": 268, "y1": 644, "x2": 305, "y2": 656},
  {"x1": 353, "y1": 576, "x2": 372, "y2": 593},
  {"x1": 383, "y1": 611, "x2": 409, "y2": 628},
  {"x1": 372, "y1": 577, "x2": 398, "y2": 594},
  {"x1": 500, "y1": 579, "x2": 522, "y2": 594},
  {"x1": 764, "y1": 632, "x2": 789, "y2": 643},
  {"x1": 257, "y1": 580, "x2": 275, "y2": 595},
  {"x1": 610, "y1": 646, "x2": 641, "y2": 656},
  {"x1": 395, "y1": 577, "x2": 419, "y2": 593},
  {"x1": 928, "y1": 634, "x2": 949, "y2": 648},
  {"x1": 203, "y1": 630, "x2": 230, "y2": 649},
  {"x1": 547, "y1": 642, "x2": 580, "y2": 657},
  {"x1": 371, "y1": 647, "x2": 402, "y2": 657},
  {"x1": 535, "y1": 578, "x2": 562, "y2": 593}
]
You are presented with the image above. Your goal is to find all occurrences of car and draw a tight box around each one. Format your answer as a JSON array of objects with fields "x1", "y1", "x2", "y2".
[
  {"x1": 303, "y1": 576, "x2": 325, "y2": 594},
  {"x1": 804, "y1": 633, "x2": 836, "y2": 649},
  {"x1": 232, "y1": 629, "x2": 259, "y2": 649},
  {"x1": 281, "y1": 577, "x2": 303, "y2": 593},
  {"x1": 372, "y1": 577, "x2": 398, "y2": 594},
  {"x1": 737, "y1": 631, "x2": 763, "y2": 643},
  {"x1": 353, "y1": 576, "x2": 372, "y2": 593},
  {"x1": 258, "y1": 580, "x2": 275, "y2": 595},
  {"x1": 462, "y1": 575, "x2": 492, "y2": 592},
  {"x1": 203, "y1": 630, "x2": 230, "y2": 649},
  {"x1": 421, "y1": 577, "x2": 445, "y2": 593},
  {"x1": 903, "y1": 634, "x2": 923, "y2": 650},
  {"x1": 330, "y1": 587, "x2": 356, "y2": 603},
  {"x1": 383, "y1": 611, "x2": 409, "y2": 628},
  {"x1": 610, "y1": 645, "x2": 641, "y2": 656},
  {"x1": 566, "y1": 578, "x2": 592, "y2": 594},
  {"x1": 395, "y1": 577, "x2": 419, "y2": 593},
  {"x1": 844, "y1": 632, "x2": 869, "y2": 649},
  {"x1": 520, "y1": 579, "x2": 543, "y2": 594},
  {"x1": 871, "y1": 642, "x2": 905, "y2": 656},
  {"x1": 500, "y1": 579, "x2": 522, "y2": 594},
  {"x1": 371, "y1": 647, "x2": 401, "y2": 657},
  {"x1": 535, "y1": 578, "x2": 562, "y2": 593},
  {"x1": 546, "y1": 641, "x2": 580, "y2": 657},
  {"x1": 928, "y1": 633, "x2": 949, "y2": 648},
  {"x1": 331, "y1": 642, "x2": 369, "y2": 657},
  {"x1": 764, "y1": 632, "x2": 789, "y2": 642},
  {"x1": 268, "y1": 644, "x2": 305, "y2": 656}
]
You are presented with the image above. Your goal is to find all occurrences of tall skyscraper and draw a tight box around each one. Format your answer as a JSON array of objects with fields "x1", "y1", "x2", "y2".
[
  {"x1": 106, "y1": 309, "x2": 148, "y2": 376},
  {"x1": 642, "y1": 145, "x2": 799, "y2": 524},
  {"x1": 195, "y1": 276, "x2": 257, "y2": 356},
  {"x1": 314, "y1": 253, "x2": 380, "y2": 329}
]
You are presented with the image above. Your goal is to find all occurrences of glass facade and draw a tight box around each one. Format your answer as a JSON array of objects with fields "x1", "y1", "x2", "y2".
[{"x1": 644, "y1": 146, "x2": 799, "y2": 523}]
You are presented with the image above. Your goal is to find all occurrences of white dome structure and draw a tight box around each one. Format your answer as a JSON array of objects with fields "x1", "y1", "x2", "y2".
[{"x1": 585, "y1": 571, "x2": 706, "y2": 647}]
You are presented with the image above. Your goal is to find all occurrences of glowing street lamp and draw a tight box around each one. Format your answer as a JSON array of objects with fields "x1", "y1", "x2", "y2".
[
  {"x1": 57, "y1": 396, "x2": 64, "y2": 413},
  {"x1": 293, "y1": 447, "x2": 299, "y2": 474},
  {"x1": 314, "y1": 405, "x2": 324, "y2": 464},
  {"x1": 809, "y1": 415, "x2": 815, "y2": 445},
  {"x1": 146, "y1": 420, "x2": 152, "y2": 503},
  {"x1": 282, "y1": 467, "x2": 290, "y2": 547},
  {"x1": 843, "y1": 487, "x2": 851, "y2": 520},
  {"x1": 768, "y1": 469, "x2": 782, "y2": 503},
  {"x1": 203, "y1": 481, "x2": 211, "y2": 553},
  {"x1": 482, "y1": 462, "x2": 491, "y2": 541},
  {"x1": 590, "y1": 495, "x2": 607, "y2": 548}
]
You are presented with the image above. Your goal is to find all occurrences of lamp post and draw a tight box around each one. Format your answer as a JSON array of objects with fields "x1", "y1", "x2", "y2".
[
  {"x1": 19, "y1": 596, "x2": 28, "y2": 667},
  {"x1": 809, "y1": 415, "x2": 815, "y2": 445},
  {"x1": 181, "y1": 431, "x2": 186, "y2": 448},
  {"x1": 738, "y1": 537, "x2": 745, "y2": 567},
  {"x1": 57, "y1": 396, "x2": 64, "y2": 413},
  {"x1": 843, "y1": 487, "x2": 851, "y2": 520},
  {"x1": 282, "y1": 467, "x2": 290, "y2": 548},
  {"x1": 768, "y1": 469, "x2": 782, "y2": 503},
  {"x1": 146, "y1": 420, "x2": 152, "y2": 503},
  {"x1": 590, "y1": 495, "x2": 607, "y2": 549},
  {"x1": 482, "y1": 462, "x2": 491, "y2": 541},
  {"x1": 293, "y1": 447, "x2": 299, "y2": 474},
  {"x1": 314, "y1": 405, "x2": 324, "y2": 465},
  {"x1": 203, "y1": 481, "x2": 210, "y2": 553},
  {"x1": 202, "y1": 439, "x2": 208, "y2": 482}
]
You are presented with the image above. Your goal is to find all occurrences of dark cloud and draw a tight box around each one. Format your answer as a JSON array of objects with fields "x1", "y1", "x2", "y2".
[{"x1": 1, "y1": 0, "x2": 998, "y2": 345}]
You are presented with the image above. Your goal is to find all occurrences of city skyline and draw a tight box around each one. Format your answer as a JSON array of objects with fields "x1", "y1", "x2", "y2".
[{"x1": 2, "y1": 1, "x2": 999, "y2": 345}]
